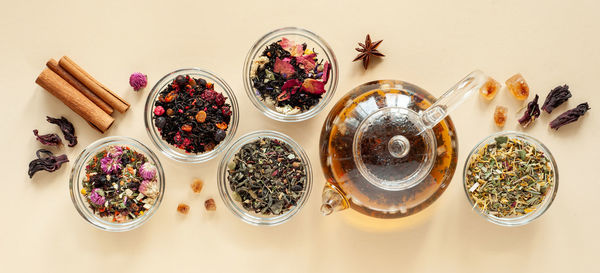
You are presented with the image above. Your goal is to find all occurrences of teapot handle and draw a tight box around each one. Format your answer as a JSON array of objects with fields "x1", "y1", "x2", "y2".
[{"x1": 420, "y1": 70, "x2": 488, "y2": 130}]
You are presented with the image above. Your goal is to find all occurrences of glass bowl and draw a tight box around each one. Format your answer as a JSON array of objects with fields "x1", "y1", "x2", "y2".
[
  {"x1": 69, "y1": 136, "x2": 165, "y2": 232},
  {"x1": 463, "y1": 131, "x2": 558, "y2": 226},
  {"x1": 243, "y1": 27, "x2": 338, "y2": 122},
  {"x1": 218, "y1": 130, "x2": 313, "y2": 226},
  {"x1": 145, "y1": 68, "x2": 239, "y2": 163}
]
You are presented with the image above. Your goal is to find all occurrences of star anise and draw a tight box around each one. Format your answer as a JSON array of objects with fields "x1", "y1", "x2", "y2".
[{"x1": 353, "y1": 34, "x2": 384, "y2": 70}]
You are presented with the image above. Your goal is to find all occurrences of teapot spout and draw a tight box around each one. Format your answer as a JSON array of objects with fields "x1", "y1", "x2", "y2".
[{"x1": 321, "y1": 183, "x2": 349, "y2": 216}]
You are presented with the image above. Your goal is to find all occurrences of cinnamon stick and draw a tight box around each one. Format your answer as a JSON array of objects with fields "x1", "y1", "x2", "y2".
[
  {"x1": 58, "y1": 56, "x2": 130, "y2": 113},
  {"x1": 36, "y1": 68, "x2": 115, "y2": 132},
  {"x1": 46, "y1": 59, "x2": 113, "y2": 115}
]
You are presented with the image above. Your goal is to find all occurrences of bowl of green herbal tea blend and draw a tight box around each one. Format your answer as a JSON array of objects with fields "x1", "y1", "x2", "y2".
[
  {"x1": 69, "y1": 136, "x2": 165, "y2": 231},
  {"x1": 463, "y1": 132, "x2": 558, "y2": 226},
  {"x1": 145, "y1": 68, "x2": 239, "y2": 163},
  {"x1": 218, "y1": 130, "x2": 312, "y2": 226},
  {"x1": 243, "y1": 27, "x2": 338, "y2": 122}
]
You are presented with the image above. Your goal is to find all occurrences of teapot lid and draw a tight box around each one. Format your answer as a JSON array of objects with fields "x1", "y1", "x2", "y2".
[{"x1": 353, "y1": 107, "x2": 437, "y2": 191}]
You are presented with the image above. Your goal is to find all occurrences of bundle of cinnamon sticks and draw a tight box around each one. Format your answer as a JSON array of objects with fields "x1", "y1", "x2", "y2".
[{"x1": 35, "y1": 56, "x2": 130, "y2": 133}]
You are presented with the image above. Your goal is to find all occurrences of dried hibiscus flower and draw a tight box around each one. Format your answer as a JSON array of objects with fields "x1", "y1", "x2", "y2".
[
  {"x1": 28, "y1": 149, "x2": 69, "y2": 178},
  {"x1": 550, "y1": 103, "x2": 590, "y2": 130},
  {"x1": 33, "y1": 129, "x2": 62, "y2": 146},
  {"x1": 46, "y1": 116, "x2": 77, "y2": 147},
  {"x1": 542, "y1": 84, "x2": 572, "y2": 113},
  {"x1": 518, "y1": 94, "x2": 541, "y2": 127}
]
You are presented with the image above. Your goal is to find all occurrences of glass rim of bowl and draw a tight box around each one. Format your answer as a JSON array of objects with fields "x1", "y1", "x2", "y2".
[
  {"x1": 242, "y1": 26, "x2": 339, "y2": 122},
  {"x1": 144, "y1": 67, "x2": 239, "y2": 163},
  {"x1": 462, "y1": 131, "x2": 559, "y2": 227},
  {"x1": 69, "y1": 136, "x2": 166, "y2": 232},
  {"x1": 217, "y1": 130, "x2": 313, "y2": 226}
]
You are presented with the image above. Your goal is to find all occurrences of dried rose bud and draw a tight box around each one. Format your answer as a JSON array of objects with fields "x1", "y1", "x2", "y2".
[
  {"x1": 177, "y1": 203, "x2": 190, "y2": 215},
  {"x1": 542, "y1": 84, "x2": 572, "y2": 113},
  {"x1": 191, "y1": 178, "x2": 204, "y2": 193},
  {"x1": 494, "y1": 106, "x2": 508, "y2": 128},
  {"x1": 479, "y1": 77, "x2": 501, "y2": 100},
  {"x1": 550, "y1": 103, "x2": 590, "y2": 130},
  {"x1": 518, "y1": 94, "x2": 541, "y2": 128},
  {"x1": 204, "y1": 198, "x2": 216, "y2": 211},
  {"x1": 505, "y1": 73, "x2": 529, "y2": 100},
  {"x1": 33, "y1": 129, "x2": 62, "y2": 146}
]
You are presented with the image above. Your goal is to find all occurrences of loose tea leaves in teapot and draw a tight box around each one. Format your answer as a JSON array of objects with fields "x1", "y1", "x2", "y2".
[{"x1": 227, "y1": 137, "x2": 306, "y2": 215}]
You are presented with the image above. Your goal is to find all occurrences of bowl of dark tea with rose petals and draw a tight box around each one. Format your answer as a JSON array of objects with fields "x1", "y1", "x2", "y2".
[{"x1": 243, "y1": 27, "x2": 338, "y2": 122}]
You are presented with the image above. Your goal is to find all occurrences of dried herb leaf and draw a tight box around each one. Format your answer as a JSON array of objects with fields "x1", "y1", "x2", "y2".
[
  {"x1": 46, "y1": 116, "x2": 77, "y2": 147},
  {"x1": 549, "y1": 103, "x2": 590, "y2": 130},
  {"x1": 28, "y1": 149, "x2": 69, "y2": 178},
  {"x1": 33, "y1": 129, "x2": 62, "y2": 146},
  {"x1": 542, "y1": 84, "x2": 571, "y2": 113},
  {"x1": 518, "y1": 94, "x2": 541, "y2": 128}
]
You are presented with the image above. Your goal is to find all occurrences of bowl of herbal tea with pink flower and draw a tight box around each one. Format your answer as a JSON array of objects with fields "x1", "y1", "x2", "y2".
[
  {"x1": 69, "y1": 136, "x2": 165, "y2": 232},
  {"x1": 243, "y1": 27, "x2": 338, "y2": 122}
]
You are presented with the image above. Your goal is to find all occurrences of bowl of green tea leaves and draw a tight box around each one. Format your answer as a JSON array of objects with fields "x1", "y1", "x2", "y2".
[
  {"x1": 217, "y1": 130, "x2": 312, "y2": 226},
  {"x1": 463, "y1": 132, "x2": 558, "y2": 226}
]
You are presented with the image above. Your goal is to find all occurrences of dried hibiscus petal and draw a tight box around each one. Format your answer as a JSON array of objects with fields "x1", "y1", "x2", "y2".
[
  {"x1": 46, "y1": 116, "x2": 77, "y2": 147},
  {"x1": 33, "y1": 129, "x2": 62, "y2": 146},
  {"x1": 550, "y1": 103, "x2": 590, "y2": 130},
  {"x1": 301, "y1": 79, "x2": 326, "y2": 95},
  {"x1": 273, "y1": 58, "x2": 295, "y2": 78},
  {"x1": 542, "y1": 84, "x2": 572, "y2": 113},
  {"x1": 28, "y1": 149, "x2": 69, "y2": 178},
  {"x1": 518, "y1": 94, "x2": 541, "y2": 127}
]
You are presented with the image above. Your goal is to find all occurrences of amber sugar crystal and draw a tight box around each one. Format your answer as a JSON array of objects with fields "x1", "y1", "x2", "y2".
[
  {"x1": 479, "y1": 77, "x2": 501, "y2": 100},
  {"x1": 494, "y1": 106, "x2": 508, "y2": 127},
  {"x1": 191, "y1": 178, "x2": 204, "y2": 193},
  {"x1": 505, "y1": 73, "x2": 529, "y2": 100},
  {"x1": 177, "y1": 203, "x2": 190, "y2": 214}
]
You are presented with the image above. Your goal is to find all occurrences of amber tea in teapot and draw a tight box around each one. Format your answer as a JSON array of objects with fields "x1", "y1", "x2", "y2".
[{"x1": 319, "y1": 72, "x2": 487, "y2": 218}]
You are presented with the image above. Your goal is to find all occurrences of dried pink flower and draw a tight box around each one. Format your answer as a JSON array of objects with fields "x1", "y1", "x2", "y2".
[{"x1": 129, "y1": 72, "x2": 147, "y2": 91}]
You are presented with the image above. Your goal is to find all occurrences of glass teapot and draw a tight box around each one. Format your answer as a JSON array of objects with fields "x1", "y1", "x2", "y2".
[{"x1": 319, "y1": 71, "x2": 487, "y2": 218}]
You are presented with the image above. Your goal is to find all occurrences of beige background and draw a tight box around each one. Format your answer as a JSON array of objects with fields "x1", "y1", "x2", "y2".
[{"x1": 1, "y1": 0, "x2": 598, "y2": 272}]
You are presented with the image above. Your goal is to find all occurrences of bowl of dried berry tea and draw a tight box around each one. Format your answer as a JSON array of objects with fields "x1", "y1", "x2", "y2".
[
  {"x1": 218, "y1": 130, "x2": 312, "y2": 226},
  {"x1": 243, "y1": 27, "x2": 338, "y2": 122},
  {"x1": 145, "y1": 68, "x2": 239, "y2": 163},
  {"x1": 69, "y1": 136, "x2": 165, "y2": 232},
  {"x1": 463, "y1": 131, "x2": 558, "y2": 226}
]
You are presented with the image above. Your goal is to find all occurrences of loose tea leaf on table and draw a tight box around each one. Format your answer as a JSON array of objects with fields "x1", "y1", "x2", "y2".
[
  {"x1": 549, "y1": 103, "x2": 590, "y2": 130},
  {"x1": 46, "y1": 116, "x2": 77, "y2": 147},
  {"x1": 518, "y1": 94, "x2": 540, "y2": 128},
  {"x1": 542, "y1": 84, "x2": 571, "y2": 113},
  {"x1": 28, "y1": 149, "x2": 69, "y2": 178},
  {"x1": 33, "y1": 129, "x2": 62, "y2": 146},
  {"x1": 227, "y1": 138, "x2": 307, "y2": 215}
]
